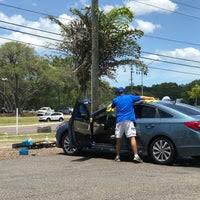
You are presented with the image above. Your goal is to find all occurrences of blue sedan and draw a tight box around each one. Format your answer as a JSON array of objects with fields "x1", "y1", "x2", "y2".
[{"x1": 56, "y1": 101, "x2": 200, "y2": 164}]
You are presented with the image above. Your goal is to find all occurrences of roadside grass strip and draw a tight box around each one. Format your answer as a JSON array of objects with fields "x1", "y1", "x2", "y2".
[
  {"x1": 0, "y1": 133, "x2": 55, "y2": 148},
  {"x1": 0, "y1": 116, "x2": 38, "y2": 126},
  {"x1": 0, "y1": 115, "x2": 70, "y2": 126}
]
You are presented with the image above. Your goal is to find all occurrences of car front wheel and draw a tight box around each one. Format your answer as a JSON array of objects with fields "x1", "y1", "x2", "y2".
[
  {"x1": 149, "y1": 137, "x2": 175, "y2": 165},
  {"x1": 62, "y1": 133, "x2": 80, "y2": 156}
]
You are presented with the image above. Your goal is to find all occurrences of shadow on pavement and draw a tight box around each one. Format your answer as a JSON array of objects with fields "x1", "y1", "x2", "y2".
[
  {"x1": 174, "y1": 158, "x2": 200, "y2": 168},
  {"x1": 60, "y1": 149, "x2": 200, "y2": 167}
]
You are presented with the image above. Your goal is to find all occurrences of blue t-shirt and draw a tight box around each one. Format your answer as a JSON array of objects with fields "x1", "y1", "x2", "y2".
[{"x1": 112, "y1": 94, "x2": 141, "y2": 123}]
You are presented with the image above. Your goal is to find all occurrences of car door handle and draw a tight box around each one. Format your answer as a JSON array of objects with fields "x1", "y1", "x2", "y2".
[{"x1": 145, "y1": 124, "x2": 155, "y2": 129}]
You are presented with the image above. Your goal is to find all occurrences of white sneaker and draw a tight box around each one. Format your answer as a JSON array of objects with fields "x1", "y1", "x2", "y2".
[
  {"x1": 133, "y1": 155, "x2": 143, "y2": 163},
  {"x1": 114, "y1": 155, "x2": 121, "y2": 162}
]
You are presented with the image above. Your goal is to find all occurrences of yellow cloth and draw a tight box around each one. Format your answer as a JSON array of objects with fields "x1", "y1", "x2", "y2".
[
  {"x1": 106, "y1": 103, "x2": 115, "y2": 112},
  {"x1": 143, "y1": 99, "x2": 159, "y2": 103}
]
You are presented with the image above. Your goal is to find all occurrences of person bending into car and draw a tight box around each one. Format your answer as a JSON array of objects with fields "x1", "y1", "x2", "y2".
[{"x1": 112, "y1": 87, "x2": 155, "y2": 163}]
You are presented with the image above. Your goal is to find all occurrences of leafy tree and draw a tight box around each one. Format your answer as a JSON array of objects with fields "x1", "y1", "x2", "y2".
[
  {"x1": 0, "y1": 42, "x2": 48, "y2": 112},
  {"x1": 187, "y1": 84, "x2": 200, "y2": 105},
  {"x1": 50, "y1": 6, "x2": 145, "y2": 96},
  {"x1": 125, "y1": 82, "x2": 183, "y2": 100},
  {"x1": 26, "y1": 56, "x2": 81, "y2": 110}
]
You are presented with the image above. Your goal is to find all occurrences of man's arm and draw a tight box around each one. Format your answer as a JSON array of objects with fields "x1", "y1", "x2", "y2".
[{"x1": 140, "y1": 96, "x2": 155, "y2": 101}]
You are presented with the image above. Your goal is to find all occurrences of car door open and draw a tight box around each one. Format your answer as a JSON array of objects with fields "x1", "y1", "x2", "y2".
[{"x1": 72, "y1": 102, "x2": 91, "y2": 145}]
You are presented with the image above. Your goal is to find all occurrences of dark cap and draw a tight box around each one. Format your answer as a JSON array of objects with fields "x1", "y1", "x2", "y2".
[{"x1": 116, "y1": 87, "x2": 125, "y2": 94}]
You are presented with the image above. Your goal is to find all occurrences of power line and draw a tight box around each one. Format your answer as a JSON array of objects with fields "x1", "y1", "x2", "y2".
[
  {"x1": 1, "y1": 2, "x2": 200, "y2": 49},
  {"x1": 144, "y1": 34, "x2": 200, "y2": 47},
  {"x1": 3, "y1": 18, "x2": 200, "y2": 48},
  {"x1": 0, "y1": 2, "x2": 68, "y2": 20},
  {"x1": 2, "y1": 29, "x2": 200, "y2": 70},
  {"x1": 2, "y1": 34, "x2": 200, "y2": 70},
  {"x1": 0, "y1": 35, "x2": 66, "y2": 54},
  {"x1": 0, "y1": 19, "x2": 61, "y2": 36},
  {"x1": 130, "y1": 0, "x2": 200, "y2": 21},
  {"x1": 141, "y1": 51, "x2": 200, "y2": 64},
  {"x1": 2, "y1": 18, "x2": 200, "y2": 48},
  {"x1": 148, "y1": 66, "x2": 200, "y2": 76},
  {"x1": 2, "y1": 35, "x2": 198, "y2": 76},
  {"x1": 0, "y1": 26, "x2": 63, "y2": 42},
  {"x1": 172, "y1": 0, "x2": 200, "y2": 11},
  {"x1": 1, "y1": 24, "x2": 200, "y2": 69},
  {"x1": 141, "y1": 56, "x2": 200, "y2": 69}
]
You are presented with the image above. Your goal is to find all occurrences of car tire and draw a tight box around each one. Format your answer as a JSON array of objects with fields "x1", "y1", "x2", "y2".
[
  {"x1": 59, "y1": 118, "x2": 64, "y2": 122},
  {"x1": 46, "y1": 118, "x2": 50, "y2": 122},
  {"x1": 62, "y1": 133, "x2": 80, "y2": 156},
  {"x1": 192, "y1": 156, "x2": 200, "y2": 160},
  {"x1": 149, "y1": 137, "x2": 175, "y2": 165}
]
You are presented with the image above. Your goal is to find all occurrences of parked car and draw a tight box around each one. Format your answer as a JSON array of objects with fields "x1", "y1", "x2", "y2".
[
  {"x1": 39, "y1": 112, "x2": 64, "y2": 122},
  {"x1": 58, "y1": 107, "x2": 73, "y2": 115},
  {"x1": 37, "y1": 107, "x2": 54, "y2": 116},
  {"x1": 56, "y1": 100, "x2": 200, "y2": 165}
]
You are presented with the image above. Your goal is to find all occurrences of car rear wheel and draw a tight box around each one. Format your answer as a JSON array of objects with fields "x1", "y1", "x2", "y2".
[
  {"x1": 59, "y1": 118, "x2": 64, "y2": 122},
  {"x1": 149, "y1": 137, "x2": 175, "y2": 165},
  {"x1": 62, "y1": 133, "x2": 80, "y2": 156}
]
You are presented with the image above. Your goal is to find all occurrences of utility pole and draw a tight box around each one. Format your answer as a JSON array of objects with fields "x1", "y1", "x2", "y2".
[
  {"x1": 130, "y1": 65, "x2": 134, "y2": 92},
  {"x1": 141, "y1": 69, "x2": 144, "y2": 96},
  {"x1": 91, "y1": 0, "x2": 99, "y2": 113}
]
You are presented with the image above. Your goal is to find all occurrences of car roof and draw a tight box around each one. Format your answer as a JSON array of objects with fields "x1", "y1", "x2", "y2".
[{"x1": 92, "y1": 101, "x2": 200, "y2": 118}]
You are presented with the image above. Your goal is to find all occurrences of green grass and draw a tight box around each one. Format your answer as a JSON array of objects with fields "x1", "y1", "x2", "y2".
[
  {"x1": 0, "y1": 116, "x2": 38, "y2": 126},
  {"x1": 0, "y1": 132, "x2": 55, "y2": 147},
  {"x1": 0, "y1": 116, "x2": 70, "y2": 126}
]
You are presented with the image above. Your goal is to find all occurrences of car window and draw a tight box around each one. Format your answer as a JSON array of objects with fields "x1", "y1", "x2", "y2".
[
  {"x1": 135, "y1": 105, "x2": 157, "y2": 118},
  {"x1": 52, "y1": 113, "x2": 60, "y2": 115},
  {"x1": 162, "y1": 103, "x2": 200, "y2": 116},
  {"x1": 74, "y1": 103, "x2": 89, "y2": 120},
  {"x1": 158, "y1": 109, "x2": 173, "y2": 118}
]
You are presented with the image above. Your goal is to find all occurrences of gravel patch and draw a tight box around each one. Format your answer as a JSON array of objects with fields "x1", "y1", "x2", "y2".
[{"x1": 0, "y1": 147, "x2": 63, "y2": 161}]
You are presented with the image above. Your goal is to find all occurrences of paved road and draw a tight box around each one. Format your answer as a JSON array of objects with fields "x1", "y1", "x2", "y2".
[
  {"x1": 0, "y1": 152, "x2": 200, "y2": 200},
  {"x1": 0, "y1": 122, "x2": 61, "y2": 134}
]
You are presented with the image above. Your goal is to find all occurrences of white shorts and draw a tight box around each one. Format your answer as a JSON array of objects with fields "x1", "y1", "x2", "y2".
[{"x1": 115, "y1": 121, "x2": 137, "y2": 139}]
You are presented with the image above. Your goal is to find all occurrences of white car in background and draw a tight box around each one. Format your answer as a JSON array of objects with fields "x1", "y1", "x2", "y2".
[
  {"x1": 37, "y1": 107, "x2": 54, "y2": 116},
  {"x1": 39, "y1": 112, "x2": 64, "y2": 122}
]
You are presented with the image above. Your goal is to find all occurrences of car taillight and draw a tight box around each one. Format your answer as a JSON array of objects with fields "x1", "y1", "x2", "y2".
[{"x1": 184, "y1": 121, "x2": 200, "y2": 131}]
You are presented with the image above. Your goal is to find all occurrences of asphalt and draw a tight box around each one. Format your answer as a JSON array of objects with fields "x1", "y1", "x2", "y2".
[{"x1": 0, "y1": 152, "x2": 200, "y2": 200}]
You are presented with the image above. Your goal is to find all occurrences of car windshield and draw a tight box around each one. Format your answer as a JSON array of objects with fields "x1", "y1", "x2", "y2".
[{"x1": 161, "y1": 103, "x2": 200, "y2": 116}]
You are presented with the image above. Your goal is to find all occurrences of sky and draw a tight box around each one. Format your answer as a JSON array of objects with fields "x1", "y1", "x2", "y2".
[{"x1": 0, "y1": 0, "x2": 200, "y2": 88}]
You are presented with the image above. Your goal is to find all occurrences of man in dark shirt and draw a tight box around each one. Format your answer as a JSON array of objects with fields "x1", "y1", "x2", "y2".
[{"x1": 112, "y1": 87, "x2": 155, "y2": 162}]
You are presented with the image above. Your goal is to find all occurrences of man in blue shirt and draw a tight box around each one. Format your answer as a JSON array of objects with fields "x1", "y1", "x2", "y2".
[{"x1": 112, "y1": 87, "x2": 155, "y2": 163}]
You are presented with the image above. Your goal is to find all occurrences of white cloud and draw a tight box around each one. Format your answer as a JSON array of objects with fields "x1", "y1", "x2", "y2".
[
  {"x1": 79, "y1": 0, "x2": 88, "y2": 5},
  {"x1": 103, "y1": 5, "x2": 115, "y2": 13},
  {"x1": 124, "y1": 0, "x2": 178, "y2": 16},
  {"x1": 0, "y1": 12, "x2": 74, "y2": 51},
  {"x1": 136, "y1": 19, "x2": 161, "y2": 33},
  {"x1": 160, "y1": 47, "x2": 200, "y2": 62},
  {"x1": 107, "y1": 47, "x2": 200, "y2": 87}
]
